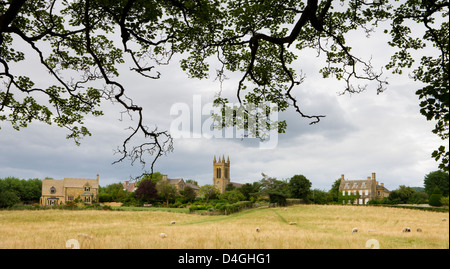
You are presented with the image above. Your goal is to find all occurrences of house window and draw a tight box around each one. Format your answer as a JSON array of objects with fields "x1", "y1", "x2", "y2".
[
  {"x1": 365, "y1": 190, "x2": 369, "y2": 195},
  {"x1": 345, "y1": 183, "x2": 349, "y2": 188},
  {"x1": 362, "y1": 182, "x2": 366, "y2": 187},
  {"x1": 342, "y1": 191, "x2": 345, "y2": 195},
  {"x1": 377, "y1": 191, "x2": 380, "y2": 196},
  {"x1": 353, "y1": 183, "x2": 357, "y2": 188},
  {"x1": 85, "y1": 186, "x2": 90, "y2": 192},
  {"x1": 50, "y1": 187, "x2": 56, "y2": 194},
  {"x1": 217, "y1": 168, "x2": 221, "y2": 178},
  {"x1": 84, "y1": 196, "x2": 91, "y2": 203}
]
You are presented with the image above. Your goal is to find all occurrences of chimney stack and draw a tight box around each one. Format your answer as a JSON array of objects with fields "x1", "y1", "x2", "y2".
[
  {"x1": 371, "y1": 172, "x2": 376, "y2": 181},
  {"x1": 341, "y1": 174, "x2": 345, "y2": 181}
]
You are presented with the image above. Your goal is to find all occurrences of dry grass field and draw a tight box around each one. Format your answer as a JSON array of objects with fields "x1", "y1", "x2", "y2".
[{"x1": 0, "y1": 205, "x2": 448, "y2": 249}]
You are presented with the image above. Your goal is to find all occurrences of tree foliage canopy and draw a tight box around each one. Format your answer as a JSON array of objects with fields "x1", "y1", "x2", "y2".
[{"x1": 1, "y1": 0, "x2": 448, "y2": 175}]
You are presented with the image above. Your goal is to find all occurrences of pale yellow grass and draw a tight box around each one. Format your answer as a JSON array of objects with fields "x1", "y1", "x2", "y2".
[{"x1": 0, "y1": 205, "x2": 448, "y2": 249}]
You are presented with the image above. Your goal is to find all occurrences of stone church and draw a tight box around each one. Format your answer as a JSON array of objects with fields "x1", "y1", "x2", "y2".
[{"x1": 213, "y1": 155, "x2": 242, "y2": 193}]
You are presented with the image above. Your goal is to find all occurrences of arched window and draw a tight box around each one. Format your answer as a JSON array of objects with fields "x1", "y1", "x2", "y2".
[
  {"x1": 50, "y1": 187, "x2": 56, "y2": 194},
  {"x1": 217, "y1": 168, "x2": 221, "y2": 178}
]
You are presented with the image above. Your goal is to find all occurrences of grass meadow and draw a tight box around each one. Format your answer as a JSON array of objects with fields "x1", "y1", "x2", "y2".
[{"x1": 0, "y1": 205, "x2": 448, "y2": 249}]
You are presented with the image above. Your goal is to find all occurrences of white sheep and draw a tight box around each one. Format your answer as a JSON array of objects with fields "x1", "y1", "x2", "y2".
[
  {"x1": 416, "y1": 228, "x2": 422, "y2": 232},
  {"x1": 170, "y1": 221, "x2": 176, "y2": 225},
  {"x1": 442, "y1": 218, "x2": 447, "y2": 222},
  {"x1": 402, "y1": 227, "x2": 411, "y2": 233},
  {"x1": 160, "y1": 233, "x2": 167, "y2": 238},
  {"x1": 256, "y1": 227, "x2": 260, "y2": 233},
  {"x1": 352, "y1": 228, "x2": 358, "y2": 234},
  {"x1": 289, "y1": 222, "x2": 296, "y2": 225}
]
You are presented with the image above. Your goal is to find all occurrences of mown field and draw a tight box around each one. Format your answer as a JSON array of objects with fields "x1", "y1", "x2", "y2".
[{"x1": 0, "y1": 205, "x2": 448, "y2": 249}]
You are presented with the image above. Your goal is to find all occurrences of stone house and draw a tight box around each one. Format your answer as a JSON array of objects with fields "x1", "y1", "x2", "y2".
[
  {"x1": 339, "y1": 172, "x2": 390, "y2": 205},
  {"x1": 162, "y1": 175, "x2": 200, "y2": 193},
  {"x1": 40, "y1": 174, "x2": 99, "y2": 206},
  {"x1": 122, "y1": 181, "x2": 137, "y2": 192}
]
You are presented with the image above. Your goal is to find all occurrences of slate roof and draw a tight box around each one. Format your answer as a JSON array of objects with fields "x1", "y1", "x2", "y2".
[{"x1": 339, "y1": 179, "x2": 374, "y2": 191}]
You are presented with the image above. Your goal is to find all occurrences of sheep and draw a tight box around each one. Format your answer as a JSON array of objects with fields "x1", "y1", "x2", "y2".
[
  {"x1": 170, "y1": 221, "x2": 176, "y2": 225},
  {"x1": 160, "y1": 233, "x2": 167, "y2": 238},
  {"x1": 442, "y1": 218, "x2": 447, "y2": 222},
  {"x1": 289, "y1": 222, "x2": 297, "y2": 225},
  {"x1": 402, "y1": 227, "x2": 411, "y2": 233},
  {"x1": 416, "y1": 228, "x2": 422, "y2": 232},
  {"x1": 352, "y1": 228, "x2": 358, "y2": 234},
  {"x1": 256, "y1": 227, "x2": 260, "y2": 233}
]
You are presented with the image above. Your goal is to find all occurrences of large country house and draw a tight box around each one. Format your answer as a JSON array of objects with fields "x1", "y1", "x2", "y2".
[
  {"x1": 339, "y1": 172, "x2": 390, "y2": 205},
  {"x1": 40, "y1": 174, "x2": 99, "y2": 206}
]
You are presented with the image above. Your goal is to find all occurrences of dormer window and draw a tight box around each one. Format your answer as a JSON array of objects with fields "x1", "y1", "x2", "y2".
[{"x1": 50, "y1": 187, "x2": 56, "y2": 194}]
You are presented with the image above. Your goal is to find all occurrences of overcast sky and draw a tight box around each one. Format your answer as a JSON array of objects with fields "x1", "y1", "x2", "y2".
[{"x1": 0, "y1": 17, "x2": 445, "y2": 192}]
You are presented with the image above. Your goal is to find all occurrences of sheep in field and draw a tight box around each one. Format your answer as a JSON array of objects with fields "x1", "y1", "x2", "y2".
[
  {"x1": 402, "y1": 227, "x2": 411, "y2": 233},
  {"x1": 416, "y1": 228, "x2": 422, "y2": 232},
  {"x1": 352, "y1": 228, "x2": 358, "y2": 234},
  {"x1": 256, "y1": 227, "x2": 260, "y2": 233},
  {"x1": 170, "y1": 221, "x2": 176, "y2": 225},
  {"x1": 160, "y1": 233, "x2": 167, "y2": 238}
]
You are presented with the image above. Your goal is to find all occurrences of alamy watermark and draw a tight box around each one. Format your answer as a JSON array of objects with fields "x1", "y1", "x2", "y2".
[{"x1": 169, "y1": 95, "x2": 279, "y2": 149}]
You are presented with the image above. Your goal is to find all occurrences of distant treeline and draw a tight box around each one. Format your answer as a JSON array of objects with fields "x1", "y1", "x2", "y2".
[{"x1": 0, "y1": 177, "x2": 42, "y2": 207}]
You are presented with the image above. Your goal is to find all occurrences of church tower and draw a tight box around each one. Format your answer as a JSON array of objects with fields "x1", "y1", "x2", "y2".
[{"x1": 213, "y1": 155, "x2": 230, "y2": 193}]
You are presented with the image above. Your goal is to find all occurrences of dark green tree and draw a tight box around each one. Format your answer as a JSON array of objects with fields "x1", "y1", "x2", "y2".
[
  {"x1": 180, "y1": 185, "x2": 196, "y2": 203},
  {"x1": 424, "y1": 170, "x2": 449, "y2": 197},
  {"x1": 289, "y1": 174, "x2": 312, "y2": 200},
  {"x1": 225, "y1": 183, "x2": 236, "y2": 192},
  {"x1": 328, "y1": 178, "x2": 341, "y2": 202},
  {"x1": 0, "y1": 190, "x2": 20, "y2": 208},
  {"x1": 198, "y1": 184, "x2": 219, "y2": 202},
  {"x1": 156, "y1": 180, "x2": 178, "y2": 206},
  {"x1": 220, "y1": 189, "x2": 245, "y2": 203},
  {"x1": 428, "y1": 186, "x2": 443, "y2": 206},
  {"x1": 388, "y1": 185, "x2": 416, "y2": 204},
  {"x1": 259, "y1": 173, "x2": 290, "y2": 198},
  {"x1": 238, "y1": 182, "x2": 261, "y2": 201}
]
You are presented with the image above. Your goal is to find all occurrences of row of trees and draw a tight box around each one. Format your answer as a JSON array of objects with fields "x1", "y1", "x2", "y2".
[
  {"x1": 1, "y1": 170, "x2": 447, "y2": 208},
  {"x1": 0, "y1": 177, "x2": 42, "y2": 208},
  {"x1": 98, "y1": 172, "x2": 316, "y2": 207}
]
